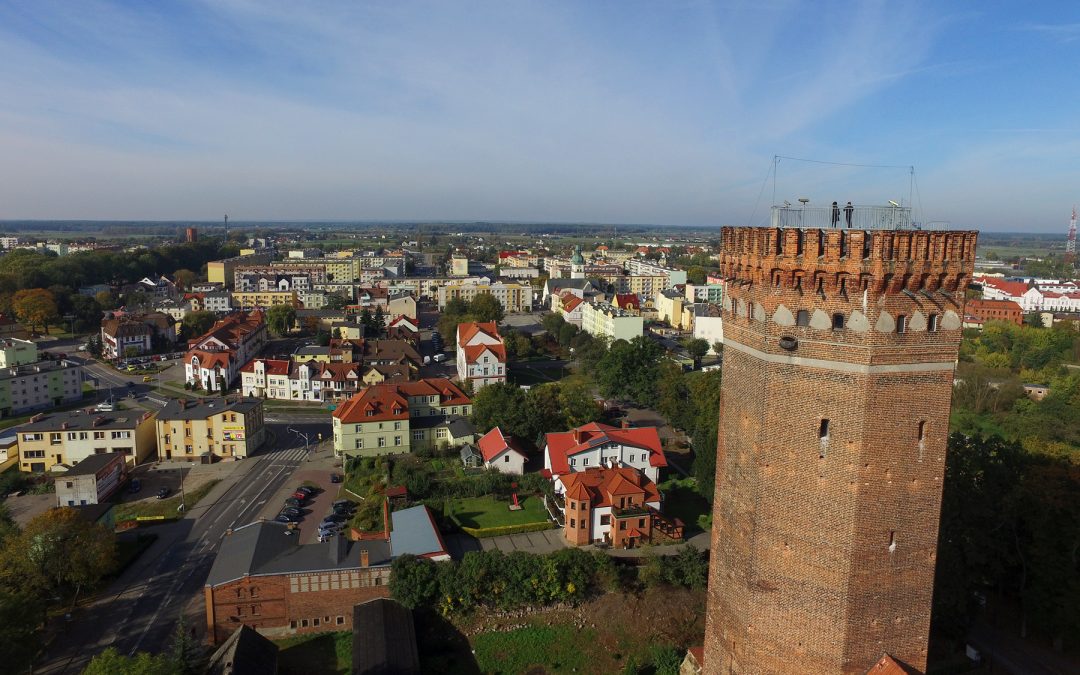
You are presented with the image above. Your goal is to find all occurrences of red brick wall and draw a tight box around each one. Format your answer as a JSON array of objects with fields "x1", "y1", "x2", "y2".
[
  {"x1": 206, "y1": 567, "x2": 391, "y2": 645},
  {"x1": 704, "y1": 226, "x2": 977, "y2": 674}
]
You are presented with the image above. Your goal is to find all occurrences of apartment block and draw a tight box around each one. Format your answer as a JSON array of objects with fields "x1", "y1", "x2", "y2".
[
  {"x1": 156, "y1": 397, "x2": 266, "y2": 461},
  {"x1": 17, "y1": 409, "x2": 156, "y2": 472}
]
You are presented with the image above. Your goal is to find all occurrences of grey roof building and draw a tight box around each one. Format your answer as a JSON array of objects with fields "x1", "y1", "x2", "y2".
[{"x1": 157, "y1": 396, "x2": 261, "y2": 421}]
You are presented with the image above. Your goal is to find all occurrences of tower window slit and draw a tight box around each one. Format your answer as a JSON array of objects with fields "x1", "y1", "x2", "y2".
[
  {"x1": 896, "y1": 315, "x2": 908, "y2": 334},
  {"x1": 818, "y1": 419, "x2": 829, "y2": 458},
  {"x1": 796, "y1": 310, "x2": 810, "y2": 327}
]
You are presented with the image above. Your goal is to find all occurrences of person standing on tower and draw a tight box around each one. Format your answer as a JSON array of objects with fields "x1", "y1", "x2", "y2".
[
  {"x1": 831, "y1": 201, "x2": 840, "y2": 227},
  {"x1": 844, "y1": 201, "x2": 854, "y2": 228}
]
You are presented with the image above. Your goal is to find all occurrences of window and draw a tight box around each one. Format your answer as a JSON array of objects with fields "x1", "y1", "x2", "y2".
[
  {"x1": 93, "y1": 431, "x2": 105, "y2": 440},
  {"x1": 394, "y1": 436, "x2": 402, "y2": 446},
  {"x1": 600, "y1": 514, "x2": 610, "y2": 525},
  {"x1": 504, "y1": 455, "x2": 510, "y2": 463},
  {"x1": 570, "y1": 501, "x2": 576, "y2": 510},
  {"x1": 888, "y1": 531, "x2": 897, "y2": 553},
  {"x1": 336, "y1": 616, "x2": 345, "y2": 625},
  {"x1": 583, "y1": 457, "x2": 589, "y2": 466},
  {"x1": 917, "y1": 421, "x2": 926, "y2": 461},
  {"x1": 619, "y1": 521, "x2": 627, "y2": 531},
  {"x1": 570, "y1": 518, "x2": 576, "y2": 528},
  {"x1": 393, "y1": 421, "x2": 401, "y2": 430},
  {"x1": 818, "y1": 419, "x2": 830, "y2": 458},
  {"x1": 313, "y1": 618, "x2": 320, "y2": 626},
  {"x1": 796, "y1": 310, "x2": 810, "y2": 327},
  {"x1": 355, "y1": 438, "x2": 363, "y2": 449},
  {"x1": 570, "y1": 458, "x2": 576, "y2": 467},
  {"x1": 831, "y1": 313, "x2": 844, "y2": 330},
  {"x1": 301, "y1": 619, "x2": 309, "y2": 628},
  {"x1": 378, "y1": 437, "x2": 386, "y2": 448},
  {"x1": 639, "y1": 518, "x2": 646, "y2": 528},
  {"x1": 928, "y1": 313, "x2": 940, "y2": 332},
  {"x1": 412, "y1": 430, "x2": 423, "y2": 440},
  {"x1": 896, "y1": 315, "x2": 907, "y2": 334}
]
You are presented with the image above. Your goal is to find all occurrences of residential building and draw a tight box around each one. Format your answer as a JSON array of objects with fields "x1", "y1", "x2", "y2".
[
  {"x1": 100, "y1": 312, "x2": 176, "y2": 360},
  {"x1": 655, "y1": 289, "x2": 685, "y2": 327},
  {"x1": 331, "y1": 378, "x2": 472, "y2": 458},
  {"x1": 437, "y1": 280, "x2": 533, "y2": 313},
  {"x1": 556, "y1": 293, "x2": 584, "y2": 327},
  {"x1": 450, "y1": 254, "x2": 470, "y2": 277},
  {"x1": 55, "y1": 453, "x2": 127, "y2": 506},
  {"x1": 386, "y1": 291, "x2": 417, "y2": 320},
  {"x1": 622, "y1": 274, "x2": 671, "y2": 300},
  {"x1": 0, "y1": 358, "x2": 84, "y2": 419},
  {"x1": 0, "y1": 315, "x2": 29, "y2": 340},
  {"x1": 964, "y1": 298, "x2": 1024, "y2": 326},
  {"x1": 543, "y1": 422, "x2": 667, "y2": 484},
  {"x1": 207, "y1": 252, "x2": 275, "y2": 288},
  {"x1": 17, "y1": 409, "x2": 157, "y2": 472},
  {"x1": 542, "y1": 278, "x2": 599, "y2": 308},
  {"x1": 556, "y1": 466, "x2": 663, "y2": 548},
  {"x1": 624, "y1": 259, "x2": 687, "y2": 286},
  {"x1": 704, "y1": 221, "x2": 977, "y2": 672},
  {"x1": 580, "y1": 302, "x2": 643, "y2": 343},
  {"x1": 185, "y1": 311, "x2": 268, "y2": 391},
  {"x1": 230, "y1": 290, "x2": 299, "y2": 309},
  {"x1": 386, "y1": 316, "x2": 419, "y2": 344},
  {"x1": 156, "y1": 397, "x2": 266, "y2": 461},
  {"x1": 612, "y1": 294, "x2": 641, "y2": 313},
  {"x1": 0, "y1": 338, "x2": 38, "y2": 367},
  {"x1": 475, "y1": 427, "x2": 528, "y2": 475},
  {"x1": 691, "y1": 303, "x2": 724, "y2": 353},
  {"x1": 203, "y1": 504, "x2": 448, "y2": 644},
  {"x1": 297, "y1": 288, "x2": 329, "y2": 309},
  {"x1": 683, "y1": 283, "x2": 725, "y2": 304},
  {"x1": 456, "y1": 321, "x2": 507, "y2": 389}
]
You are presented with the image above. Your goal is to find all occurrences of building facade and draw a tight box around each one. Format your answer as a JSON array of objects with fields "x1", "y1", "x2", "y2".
[
  {"x1": 17, "y1": 409, "x2": 157, "y2": 472},
  {"x1": 704, "y1": 222, "x2": 978, "y2": 674},
  {"x1": 964, "y1": 298, "x2": 1023, "y2": 326},
  {"x1": 437, "y1": 280, "x2": 533, "y2": 312},
  {"x1": 185, "y1": 311, "x2": 268, "y2": 391},
  {"x1": 55, "y1": 452, "x2": 126, "y2": 506},
  {"x1": 156, "y1": 397, "x2": 266, "y2": 461},
  {"x1": 0, "y1": 358, "x2": 84, "y2": 419},
  {"x1": 580, "y1": 302, "x2": 644, "y2": 342},
  {"x1": 543, "y1": 422, "x2": 667, "y2": 484},
  {"x1": 331, "y1": 378, "x2": 471, "y2": 458},
  {"x1": 455, "y1": 321, "x2": 507, "y2": 389},
  {"x1": 558, "y1": 466, "x2": 661, "y2": 548}
]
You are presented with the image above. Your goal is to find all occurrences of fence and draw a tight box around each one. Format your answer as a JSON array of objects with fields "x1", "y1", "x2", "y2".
[{"x1": 769, "y1": 204, "x2": 948, "y2": 230}]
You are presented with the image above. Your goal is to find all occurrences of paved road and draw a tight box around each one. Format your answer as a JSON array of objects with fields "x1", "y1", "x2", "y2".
[{"x1": 34, "y1": 422, "x2": 325, "y2": 674}]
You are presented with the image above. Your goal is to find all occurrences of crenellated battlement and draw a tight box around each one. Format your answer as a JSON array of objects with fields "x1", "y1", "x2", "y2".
[{"x1": 718, "y1": 226, "x2": 978, "y2": 295}]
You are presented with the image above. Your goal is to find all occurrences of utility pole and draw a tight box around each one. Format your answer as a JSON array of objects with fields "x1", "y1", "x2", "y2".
[{"x1": 288, "y1": 427, "x2": 312, "y2": 459}]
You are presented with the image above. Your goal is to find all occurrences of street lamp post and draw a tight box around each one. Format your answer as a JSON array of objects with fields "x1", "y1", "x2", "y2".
[{"x1": 288, "y1": 427, "x2": 312, "y2": 458}]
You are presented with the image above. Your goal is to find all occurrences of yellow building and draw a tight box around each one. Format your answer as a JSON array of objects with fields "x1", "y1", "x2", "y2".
[
  {"x1": 155, "y1": 397, "x2": 266, "y2": 461},
  {"x1": 17, "y1": 409, "x2": 157, "y2": 472},
  {"x1": 230, "y1": 290, "x2": 299, "y2": 309}
]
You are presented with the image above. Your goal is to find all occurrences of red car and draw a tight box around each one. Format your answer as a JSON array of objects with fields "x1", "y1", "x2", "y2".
[{"x1": 291, "y1": 491, "x2": 308, "y2": 501}]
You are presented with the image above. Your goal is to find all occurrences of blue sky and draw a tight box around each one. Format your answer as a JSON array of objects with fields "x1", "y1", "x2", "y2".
[{"x1": 1, "y1": 1, "x2": 1079, "y2": 232}]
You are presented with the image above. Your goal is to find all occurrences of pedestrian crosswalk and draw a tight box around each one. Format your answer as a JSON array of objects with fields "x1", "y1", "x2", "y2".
[{"x1": 266, "y1": 446, "x2": 309, "y2": 464}]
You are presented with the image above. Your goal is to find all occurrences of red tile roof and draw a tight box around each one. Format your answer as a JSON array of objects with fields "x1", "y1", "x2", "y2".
[
  {"x1": 477, "y1": 427, "x2": 527, "y2": 462},
  {"x1": 977, "y1": 276, "x2": 1030, "y2": 298},
  {"x1": 559, "y1": 466, "x2": 660, "y2": 509},
  {"x1": 560, "y1": 293, "x2": 583, "y2": 312},
  {"x1": 462, "y1": 342, "x2": 507, "y2": 365},
  {"x1": 545, "y1": 422, "x2": 666, "y2": 476},
  {"x1": 240, "y1": 358, "x2": 290, "y2": 376},
  {"x1": 332, "y1": 378, "x2": 471, "y2": 424},
  {"x1": 614, "y1": 293, "x2": 640, "y2": 310},
  {"x1": 457, "y1": 321, "x2": 501, "y2": 346}
]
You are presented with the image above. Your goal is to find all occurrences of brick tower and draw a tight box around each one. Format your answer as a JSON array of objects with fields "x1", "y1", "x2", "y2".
[{"x1": 704, "y1": 210, "x2": 977, "y2": 674}]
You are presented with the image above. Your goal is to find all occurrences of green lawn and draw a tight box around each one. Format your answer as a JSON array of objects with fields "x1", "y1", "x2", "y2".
[
  {"x1": 658, "y1": 476, "x2": 711, "y2": 535},
  {"x1": 275, "y1": 631, "x2": 352, "y2": 675},
  {"x1": 446, "y1": 495, "x2": 549, "y2": 529},
  {"x1": 114, "y1": 479, "x2": 220, "y2": 522},
  {"x1": 473, "y1": 625, "x2": 594, "y2": 674}
]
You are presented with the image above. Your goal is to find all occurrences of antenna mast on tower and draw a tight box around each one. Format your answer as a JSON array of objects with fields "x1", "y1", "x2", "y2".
[
  {"x1": 224, "y1": 214, "x2": 229, "y2": 241},
  {"x1": 1067, "y1": 207, "x2": 1077, "y2": 263}
]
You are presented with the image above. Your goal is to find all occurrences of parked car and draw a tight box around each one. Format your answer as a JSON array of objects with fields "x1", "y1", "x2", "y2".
[
  {"x1": 128, "y1": 479, "x2": 141, "y2": 494},
  {"x1": 156, "y1": 487, "x2": 169, "y2": 500},
  {"x1": 332, "y1": 499, "x2": 354, "y2": 510},
  {"x1": 323, "y1": 513, "x2": 347, "y2": 524},
  {"x1": 295, "y1": 486, "x2": 315, "y2": 496},
  {"x1": 95, "y1": 403, "x2": 114, "y2": 412},
  {"x1": 433, "y1": 353, "x2": 447, "y2": 363},
  {"x1": 143, "y1": 375, "x2": 154, "y2": 383},
  {"x1": 274, "y1": 514, "x2": 295, "y2": 524},
  {"x1": 284, "y1": 497, "x2": 302, "y2": 508},
  {"x1": 329, "y1": 473, "x2": 342, "y2": 484},
  {"x1": 291, "y1": 491, "x2": 310, "y2": 501}
]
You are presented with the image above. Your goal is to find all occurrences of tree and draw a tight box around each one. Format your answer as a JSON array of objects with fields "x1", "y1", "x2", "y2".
[
  {"x1": 324, "y1": 293, "x2": 349, "y2": 310},
  {"x1": 82, "y1": 648, "x2": 179, "y2": 675},
  {"x1": 12, "y1": 288, "x2": 58, "y2": 334},
  {"x1": 266, "y1": 304, "x2": 296, "y2": 337},
  {"x1": 471, "y1": 382, "x2": 530, "y2": 437},
  {"x1": 180, "y1": 311, "x2": 216, "y2": 340},
  {"x1": 557, "y1": 377, "x2": 600, "y2": 428},
  {"x1": 168, "y1": 615, "x2": 205, "y2": 674},
  {"x1": 595, "y1": 336, "x2": 664, "y2": 405},
  {"x1": 0, "y1": 508, "x2": 115, "y2": 609},
  {"x1": 124, "y1": 346, "x2": 141, "y2": 359},
  {"x1": 95, "y1": 290, "x2": 117, "y2": 311},
  {"x1": 469, "y1": 292, "x2": 505, "y2": 323},
  {"x1": 389, "y1": 555, "x2": 440, "y2": 609},
  {"x1": 686, "y1": 266, "x2": 707, "y2": 285},
  {"x1": 685, "y1": 338, "x2": 710, "y2": 366},
  {"x1": 711, "y1": 340, "x2": 723, "y2": 356},
  {"x1": 172, "y1": 269, "x2": 197, "y2": 291},
  {"x1": 0, "y1": 590, "x2": 43, "y2": 673}
]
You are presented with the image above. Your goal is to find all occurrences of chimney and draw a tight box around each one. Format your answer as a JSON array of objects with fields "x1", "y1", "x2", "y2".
[
  {"x1": 573, "y1": 429, "x2": 583, "y2": 444},
  {"x1": 360, "y1": 549, "x2": 369, "y2": 568}
]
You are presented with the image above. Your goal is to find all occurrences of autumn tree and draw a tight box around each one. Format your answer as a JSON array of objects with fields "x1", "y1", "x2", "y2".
[
  {"x1": 180, "y1": 310, "x2": 216, "y2": 340},
  {"x1": 172, "y1": 269, "x2": 197, "y2": 291},
  {"x1": 0, "y1": 507, "x2": 115, "y2": 609},
  {"x1": 12, "y1": 288, "x2": 58, "y2": 334},
  {"x1": 469, "y1": 292, "x2": 505, "y2": 323}
]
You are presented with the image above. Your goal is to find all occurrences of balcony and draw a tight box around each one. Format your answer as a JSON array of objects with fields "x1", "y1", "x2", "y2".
[{"x1": 770, "y1": 204, "x2": 948, "y2": 230}]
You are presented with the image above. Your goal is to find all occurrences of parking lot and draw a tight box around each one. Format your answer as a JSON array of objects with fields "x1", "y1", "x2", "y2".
[{"x1": 257, "y1": 464, "x2": 348, "y2": 544}]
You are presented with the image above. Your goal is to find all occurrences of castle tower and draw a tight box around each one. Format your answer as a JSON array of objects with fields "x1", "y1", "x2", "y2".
[
  {"x1": 570, "y1": 245, "x2": 586, "y2": 279},
  {"x1": 704, "y1": 210, "x2": 978, "y2": 674}
]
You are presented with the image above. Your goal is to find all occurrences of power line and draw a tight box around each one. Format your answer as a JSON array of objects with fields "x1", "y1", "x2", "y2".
[{"x1": 775, "y1": 155, "x2": 913, "y2": 171}]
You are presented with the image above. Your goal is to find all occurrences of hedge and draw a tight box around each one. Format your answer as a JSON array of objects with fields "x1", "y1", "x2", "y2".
[{"x1": 461, "y1": 521, "x2": 555, "y2": 538}]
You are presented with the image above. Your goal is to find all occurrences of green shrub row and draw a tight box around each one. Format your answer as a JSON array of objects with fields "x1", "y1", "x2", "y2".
[{"x1": 460, "y1": 521, "x2": 553, "y2": 538}]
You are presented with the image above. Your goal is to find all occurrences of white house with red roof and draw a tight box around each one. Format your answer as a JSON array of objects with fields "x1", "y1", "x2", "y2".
[
  {"x1": 976, "y1": 276, "x2": 1080, "y2": 313},
  {"x1": 455, "y1": 321, "x2": 506, "y2": 390},
  {"x1": 559, "y1": 466, "x2": 664, "y2": 547},
  {"x1": 239, "y1": 358, "x2": 291, "y2": 398},
  {"x1": 185, "y1": 311, "x2": 268, "y2": 392},
  {"x1": 543, "y1": 421, "x2": 666, "y2": 484},
  {"x1": 557, "y1": 292, "x2": 584, "y2": 326},
  {"x1": 475, "y1": 427, "x2": 528, "y2": 475}
]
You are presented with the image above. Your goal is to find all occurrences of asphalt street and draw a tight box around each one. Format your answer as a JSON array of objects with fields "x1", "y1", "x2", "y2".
[{"x1": 34, "y1": 421, "x2": 330, "y2": 674}]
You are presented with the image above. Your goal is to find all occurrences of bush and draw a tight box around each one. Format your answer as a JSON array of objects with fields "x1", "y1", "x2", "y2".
[
  {"x1": 459, "y1": 521, "x2": 554, "y2": 538},
  {"x1": 648, "y1": 645, "x2": 683, "y2": 675}
]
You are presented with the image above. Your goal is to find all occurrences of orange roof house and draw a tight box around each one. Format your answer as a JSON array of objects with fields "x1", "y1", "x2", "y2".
[
  {"x1": 474, "y1": 427, "x2": 528, "y2": 475},
  {"x1": 456, "y1": 321, "x2": 507, "y2": 390},
  {"x1": 544, "y1": 422, "x2": 666, "y2": 483},
  {"x1": 558, "y1": 466, "x2": 669, "y2": 548}
]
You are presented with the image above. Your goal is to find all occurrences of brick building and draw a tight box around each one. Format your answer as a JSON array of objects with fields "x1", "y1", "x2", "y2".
[
  {"x1": 203, "y1": 505, "x2": 448, "y2": 645},
  {"x1": 704, "y1": 216, "x2": 977, "y2": 673},
  {"x1": 964, "y1": 298, "x2": 1023, "y2": 326}
]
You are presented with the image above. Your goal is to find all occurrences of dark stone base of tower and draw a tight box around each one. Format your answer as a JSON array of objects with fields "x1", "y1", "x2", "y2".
[{"x1": 704, "y1": 223, "x2": 978, "y2": 674}]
